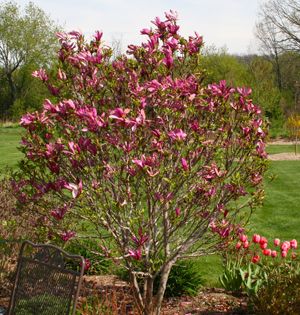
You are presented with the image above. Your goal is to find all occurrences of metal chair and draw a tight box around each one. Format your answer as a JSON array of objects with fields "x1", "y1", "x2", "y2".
[{"x1": 7, "y1": 240, "x2": 85, "y2": 315}]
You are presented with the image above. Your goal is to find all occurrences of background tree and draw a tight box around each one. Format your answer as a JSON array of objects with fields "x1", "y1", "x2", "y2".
[
  {"x1": 14, "y1": 12, "x2": 267, "y2": 315},
  {"x1": 0, "y1": 1, "x2": 59, "y2": 118},
  {"x1": 258, "y1": 0, "x2": 300, "y2": 52}
]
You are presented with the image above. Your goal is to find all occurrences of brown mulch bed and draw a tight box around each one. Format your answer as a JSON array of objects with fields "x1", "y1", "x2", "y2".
[
  {"x1": 0, "y1": 274, "x2": 250, "y2": 314},
  {"x1": 78, "y1": 275, "x2": 250, "y2": 314}
]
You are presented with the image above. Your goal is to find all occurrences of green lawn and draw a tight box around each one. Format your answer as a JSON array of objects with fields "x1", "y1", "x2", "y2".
[
  {"x1": 0, "y1": 130, "x2": 299, "y2": 286},
  {"x1": 0, "y1": 127, "x2": 23, "y2": 171},
  {"x1": 267, "y1": 143, "x2": 300, "y2": 155}
]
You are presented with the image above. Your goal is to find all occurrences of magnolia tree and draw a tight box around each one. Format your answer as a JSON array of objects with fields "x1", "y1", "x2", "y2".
[{"x1": 13, "y1": 12, "x2": 267, "y2": 315}]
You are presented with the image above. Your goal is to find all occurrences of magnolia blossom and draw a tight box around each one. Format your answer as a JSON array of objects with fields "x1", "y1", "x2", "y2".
[{"x1": 61, "y1": 230, "x2": 76, "y2": 242}]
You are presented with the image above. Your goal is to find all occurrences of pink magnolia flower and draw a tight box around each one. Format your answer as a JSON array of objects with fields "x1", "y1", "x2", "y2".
[
  {"x1": 252, "y1": 255, "x2": 260, "y2": 264},
  {"x1": 290, "y1": 239, "x2": 298, "y2": 249},
  {"x1": 64, "y1": 180, "x2": 83, "y2": 198},
  {"x1": 32, "y1": 68, "x2": 48, "y2": 82},
  {"x1": 51, "y1": 204, "x2": 68, "y2": 220},
  {"x1": 274, "y1": 238, "x2": 280, "y2": 246},
  {"x1": 252, "y1": 234, "x2": 261, "y2": 244},
  {"x1": 20, "y1": 113, "x2": 36, "y2": 126},
  {"x1": 81, "y1": 258, "x2": 91, "y2": 271},
  {"x1": 94, "y1": 30, "x2": 103, "y2": 41},
  {"x1": 175, "y1": 207, "x2": 181, "y2": 217},
  {"x1": 61, "y1": 230, "x2": 76, "y2": 242},
  {"x1": 181, "y1": 158, "x2": 189, "y2": 171},
  {"x1": 129, "y1": 248, "x2": 142, "y2": 260},
  {"x1": 168, "y1": 129, "x2": 187, "y2": 141},
  {"x1": 132, "y1": 228, "x2": 148, "y2": 246}
]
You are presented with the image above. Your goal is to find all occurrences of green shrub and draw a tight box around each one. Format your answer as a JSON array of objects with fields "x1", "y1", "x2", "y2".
[
  {"x1": 250, "y1": 263, "x2": 300, "y2": 315},
  {"x1": 65, "y1": 239, "x2": 113, "y2": 275},
  {"x1": 153, "y1": 259, "x2": 204, "y2": 297}
]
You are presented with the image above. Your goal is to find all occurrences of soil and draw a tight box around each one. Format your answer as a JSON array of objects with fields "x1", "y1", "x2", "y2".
[
  {"x1": 0, "y1": 274, "x2": 250, "y2": 314},
  {"x1": 78, "y1": 275, "x2": 250, "y2": 314}
]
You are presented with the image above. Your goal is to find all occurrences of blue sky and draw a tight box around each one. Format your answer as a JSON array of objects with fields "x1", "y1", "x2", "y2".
[{"x1": 17, "y1": 0, "x2": 265, "y2": 54}]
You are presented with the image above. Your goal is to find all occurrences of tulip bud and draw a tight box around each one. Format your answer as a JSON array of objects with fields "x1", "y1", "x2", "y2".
[
  {"x1": 252, "y1": 255, "x2": 260, "y2": 263},
  {"x1": 271, "y1": 250, "x2": 277, "y2": 258},
  {"x1": 252, "y1": 234, "x2": 261, "y2": 243},
  {"x1": 274, "y1": 238, "x2": 280, "y2": 246}
]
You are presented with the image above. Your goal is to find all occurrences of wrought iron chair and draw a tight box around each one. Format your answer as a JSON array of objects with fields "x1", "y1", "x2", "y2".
[{"x1": 7, "y1": 240, "x2": 85, "y2": 315}]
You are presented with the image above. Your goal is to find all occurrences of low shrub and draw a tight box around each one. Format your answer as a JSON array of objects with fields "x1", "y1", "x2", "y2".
[
  {"x1": 65, "y1": 239, "x2": 113, "y2": 275},
  {"x1": 251, "y1": 264, "x2": 300, "y2": 315}
]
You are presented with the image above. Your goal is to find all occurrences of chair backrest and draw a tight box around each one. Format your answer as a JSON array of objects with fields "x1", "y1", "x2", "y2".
[{"x1": 8, "y1": 240, "x2": 85, "y2": 315}]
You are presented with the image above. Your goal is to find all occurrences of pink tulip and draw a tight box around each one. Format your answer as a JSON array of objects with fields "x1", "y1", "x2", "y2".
[
  {"x1": 281, "y1": 251, "x2": 288, "y2": 258},
  {"x1": 243, "y1": 241, "x2": 249, "y2": 249},
  {"x1": 281, "y1": 241, "x2": 290, "y2": 251},
  {"x1": 260, "y1": 243, "x2": 267, "y2": 250},
  {"x1": 252, "y1": 255, "x2": 260, "y2": 264},
  {"x1": 236, "y1": 242, "x2": 242, "y2": 250},
  {"x1": 259, "y1": 236, "x2": 267, "y2": 245},
  {"x1": 271, "y1": 250, "x2": 277, "y2": 258},
  {"x1": 274, "y1": 238, "x2": 280, "y2": 246},
  {"x1": 262, "y1": 249, "x2": 272, "y2": 256},
  {"x1": 239, "y1": 234, "x2": 247, "y2": 242},
  {"x1": 290, "y1": 239, "x2": 298, "y2": 249},
  {"x1": 252, "y1": 234, "x2": 261, "y2": 243}
]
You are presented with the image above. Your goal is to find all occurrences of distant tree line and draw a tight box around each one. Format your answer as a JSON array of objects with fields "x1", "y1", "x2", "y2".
[{"x1": 0, "y1": 1, "x2": 59, "y2": 119}]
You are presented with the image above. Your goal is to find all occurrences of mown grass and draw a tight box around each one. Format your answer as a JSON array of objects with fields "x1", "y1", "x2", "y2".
[
  {"x1": 267, "y1": 143, "x2": 300, "y2": 155},
  {"x1": 0, "y1": 127, "x2": 23, "y2": 171},
  {"x1": 0, "y1": 129, "x2": 299, "y2": 286}
]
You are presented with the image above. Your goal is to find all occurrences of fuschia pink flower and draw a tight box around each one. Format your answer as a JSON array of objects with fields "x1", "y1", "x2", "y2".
[
  {"x1": 129, "y1": 248, "x2": 142, "y2": 260},
  {"x1": 20, "y1": 113, "x2": 36, "y2": 126},
  {"x1": 57, "y1": 68, "x2": 67, "y2": 80},
  {"x1": 175, "y1": 207, "x2": 181, "y2": 217},
  {"x1": 181, "y1": 158, "x2": 189, "y2": 171},
  {"x1": 132, "y1": 228, "x2": 148, "y2": 246},
  {"x1": 290, "y1": 239, "x2": 298, "y2": 249},
  {"x1": 81, "y1": 258, "x2": 91, "y2": 271},
  {"x1": 94, "y1": 30, "x2": 103, "y2": 41},
  {"x1": 32, "y1": 68, "x2": 48, "y2": 82},
  {"x1": 252, "y1": 234, "x2": 261, "y2": 244},
  {"x1": 51, "y1": 204, "x2": 68, "y2": 220},
  {"x1": 64, "y1": 180, "x2": 83, "y2": 198},
  {"x1": 61, "y1": 230, "x2": 76, "y2": 242},
  {"x1": 274, "y1": 238, "x2": 280, "y2": 246},
  {"x1": 252, "y1": 255, "x2": 260, "y2": 264},
  {"x1": 168, "y1": 129, "x2": 187, "y2": 141}
]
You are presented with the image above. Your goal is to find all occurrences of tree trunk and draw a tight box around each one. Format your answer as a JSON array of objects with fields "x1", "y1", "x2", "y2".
[
  {"x1": 5, "y1": 71, "x2": 17, "y2": 112},
  {"x1": 152, "y1": 262, "x2": 174, "y2": 315}
]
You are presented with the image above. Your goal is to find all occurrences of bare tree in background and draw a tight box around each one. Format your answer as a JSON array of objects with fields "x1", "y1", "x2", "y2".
[
  {"x1": 258, "y1": 0, "x2": 300, "y2": 52},
  {"x1": 255, "y1": 16, "x2": 283, "y2": 90}
]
